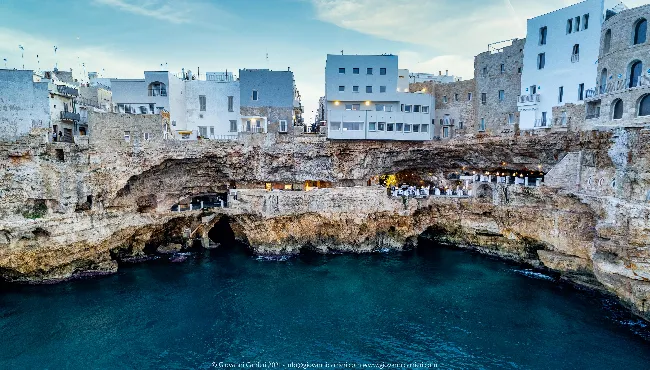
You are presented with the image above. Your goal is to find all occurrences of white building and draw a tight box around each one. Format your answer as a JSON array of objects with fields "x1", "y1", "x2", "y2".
[
  {"x1": 110, "y1": 70, "x2": 240, "y2": 140},
  {"x1": 409, "y1": 71, "x2": 462, "y2": 84},
  {"x1": 518, "y1": 0, "x2": 626, "y2": 130},
  {"x1": 325, "y1": 54, "x2": 434, "y2": 141}
]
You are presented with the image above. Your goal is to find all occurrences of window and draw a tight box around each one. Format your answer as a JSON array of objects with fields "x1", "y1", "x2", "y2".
[
  {"x1": 366, "y1": 86, "x2": 372, "y2": 93},
  {"x1": 414, "y1": 105, "x2": 421, "y2": 113},
  {"x1": 481, "y1": 93, "x2": 487, "y2": 105},
  {"x1": 369, "y1": 122, "x2": 377, "y2": 131},
  {"x1": 629, "y1": 61, "x2": 643, "y2": 88},
  {"x1": 380, "y1": 68, "x2": 387, "y2": 75},
  {"x1": 542, "y1": 112, "x2": 547, "y2": 126},
  {"x1": 378, "y1": 122, "x2": 385, "y2": 131},
  {"x1": 252, "y1": 90, "x2": 258, "y2": 101},
  {"x1": 458, "y1": 121, "x2": 464, "y2": 129},
  {"x1": 575, "y1": 16, "x2": 580, "y2": 32},
  {"x1": 603, "y1": 29, "x2": 612, "y2": 54},
  {"x1": 404, "y1": 105, "x2": 412, "y2": 113},
  {"x1": 396, "y1": 123, "x2": 403, "y2": 131},
  {"x1": 210, "y1": 127, "x2": 214, "y2": 137},
  {"x1": 422, "y1": 106, "x2": 429, "y2": 113},
  {"x1": 443, "y1": 126, "x2": 449, "y2": 138},
  {"x1": 479, "y1": 118, "x2": 485, "y2": 131},
  {"x1": 508, "y1": 113, "x2": 515, "y2": 124},
  {"x1": 612, "y1": 99, "x2": 624, "y2": 119},
  {"x1": 400, "y1": 104, "x2": 404, "y2": 112},
  {"x1": 539, "y1": 26, "x2": 547, "y2": 45},
  {"x1": 567, "y1": 18, "x2": 573, "y2": 34},
  {"x1": 578, "y1": 83, "x2": 585, "y2": 100},
  {"x1": 413, "y1": 124, "x2": 420, "y2": 133},
  {"x1": 387, "y1": 123, "x2": 394, "y2": 132},
  {"x1": 498, "y1": 90, "x2": 505, "y2": 101},
  {"x1": 330, "y1": 122, "x2": 341, "y2": 130},
  {"x1": 229, "y1": 120, "x2": 237, "y2": 132},
  {"x1": 600, "y1": 69, "x2": 608, "y2": 94},
  {"x1": 199, "y1": 95, "x2": 206, "y2": 111},
  {"x1": 639, "y1": 94, "x2": 650, "y2": 116},
  {"x1": 500, "y1": 64, "x2": 505, "y2": 73},
  {"x1": 443, "y1": 96, "x2": 448, "y2": 103},
  {"x1": 421, "y1": 124, "x2": 429, "y2": 133},
  {"x1": 343, "y1": 122, "x2": 363, "y2": 131},
  {"x1": 558, "y1": 86, "x2": 564, "y2": 103},
  {"x1": 139, "y1": 106, "x2": 148, "y2": 114},
  {"x1": 583, "y1": 14, "x2": 589, "y2": 30},
  {"x1": 147, "y1": 82, "x2": 167, "y2": 96},
  {"x1": 124, "y1": 131, "x2": 130, "y2": 142},
  {"x1": 345, "y1": 104, "x2": 360, "y2": 111},
  {"x1": 367, "y1": 68, "x2": 373, "y2": 75},
  {"x1": 454, "y1": 93, "x2": 459, "y2": 101},
  {"x1": 634, "y1": 19, "x2": 647, "y2": 45},
  {"x1": 339, "y1": 85, "x2": 345, "y2": 92},
  {"x1": 537, "y1": 53, "x2": 545, "y2": 69},
  {"x1": 353, "y1": 85, "x2": 359, "y2": 93},
  {"x1": 279, "y1": 120, "x2": 288, "y2": 133},
  {"x1": 353, "y1": 68, "x2": 359, "y2": 74},
  {"x1": 530, "y1": 85, "x2": 537, "y2": 94},
  {"x1": 199, "y1": 126, "x2": 208, "y2": 137},
  {"x1": 380, "y1": 86, "x2": 386, "y2": 93},
  {"x1": 468, "y1": 93, "x2": 472, "y2": 101},
  {"x1": 404, "y1": 124, "x2": 411, "y2": 132},
  {"x1": 228, "y1": 96, "x2": 234, "y2": 112},
  {"x1": 517, "y1": 67, "x2": 522, "y2": 73},
  {"x1": 482, "y1": 67, "x2": 487, "y2": 76},
  {"x1": 572, "y1": 44, "x2": 580, "y2": 62},
  {"x1": 339, "y1": 68, "x2": 346, "y2": 74},
  {"x1": 143, "y1": 132, "x2": 151, "y2": 141},
  {"x1": 375, "y1": 104, "x2": 384, "y2": 112}
]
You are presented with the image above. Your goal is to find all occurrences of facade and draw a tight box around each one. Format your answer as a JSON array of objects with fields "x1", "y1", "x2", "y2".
[
  {"x1": 239, "y1": 69, "x2": 297, "y2": 134},
  {"x1": 518, "y1": 0, "x2": 626, "y2": 130},
  {"x1": 412, "y1": 79, "x2": 477, "y2": 139},
  {"x1": 475, "y1": 38, "x2": 524, "y2": 135},
  {"x1": 325, "y1": 54, "x2": 434, "y2": 141},
  {"x1": 0, "y1": 69, "x2": 82, "y2": 143},
  {"x1": 185, "y1": 73, "x2": 240, "y2": 139},
  {"x1": 584, "y1": 4, "x2": 650, "y2": 128}
]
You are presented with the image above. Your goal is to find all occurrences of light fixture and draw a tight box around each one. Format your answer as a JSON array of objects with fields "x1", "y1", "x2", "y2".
[
  {"x1": 365, "y1": 101, "x2": 371, "y2": 106},
  {"x1": 334, "y1": 101, "x2": 340, "y2": 105}
]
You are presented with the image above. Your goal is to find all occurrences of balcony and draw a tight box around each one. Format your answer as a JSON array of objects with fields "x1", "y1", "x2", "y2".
[
  {"x1": 534, "y1": 118, "x2": 549, "y2": 128},
  {"x1": 60, "y1": 111, "x2": 81, "y2": 122},
  {"x1": 55, "y1": 84, "x2": 79, "y2": 97},
  {"x1": 517, "y1": 94, "x2": 541, "y2": 110}
]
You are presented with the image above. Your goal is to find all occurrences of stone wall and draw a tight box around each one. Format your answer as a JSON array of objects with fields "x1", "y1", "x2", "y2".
[
  {"x1": 0, "y1": 70, "x2": 50, "y2": 141},
  {"x1": 552, "y1": 103, "x2": 587, "y2": 131},
  {"x1": 474, "y1": 39, "x2": 525, "y2": 135},
  {"x1": 88, "y1": 111, "x2": 164, "y2": 148},
  {"x1": 240, "y1": 106, "x2": 294, "y2": 135}
]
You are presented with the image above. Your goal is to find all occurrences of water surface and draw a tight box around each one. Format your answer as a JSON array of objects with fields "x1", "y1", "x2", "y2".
[{"x1": 1, "y1": 242, "x2": 649, "y2": 369}]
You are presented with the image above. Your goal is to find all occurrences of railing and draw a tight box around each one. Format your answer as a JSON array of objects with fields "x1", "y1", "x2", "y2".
[
  {"x1": 55, "y1": 85, "x2": 79, "y2": 97},
  {"x1": 60, "y1": 111, "x2": 81, "y2": 122},
  {"x1": 534, "y1": 118, "x2": 549, "y2": 127},
  {"x1": 571, "y1": 54, "x2": 580, "y2": 63},
  {"x1": 518, "y1": 94, "x2": 541, "y2": 104},
  {"x1": 586, "y1": 75, "x2": 650, "y2": 100},
  {"x1": 241, "y1": 126, "x2": 265, "y2": 133},
  {"x1": 586, "y1": 112, "x2": 600, "y2": 120},
  {"x1": 212, "y1": 135, "x2": 238, "y2": 141}
]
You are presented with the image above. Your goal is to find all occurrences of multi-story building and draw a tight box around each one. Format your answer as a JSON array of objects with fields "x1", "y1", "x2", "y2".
[
  {"x1": 420, "y1": 79, "x2": 477, "y2": 139},
  {"x1": 409, "y1": 71, "x2": 462, "y2": 84},
  {"x1": 518, "y1": 0, "x2": 626, "y2": 130},
  {"x1": 584, "y1": 4, "x2": 650, "y2": 128},
  {"x1": 0, "y1": 69, "x2": 81, "y2": 142},
  {"x1": 475, "y1": 38, "x2": 524, "y2": 134},
  {"x1": 185, "y1": 72, "x2": 240, "y2": 139},
  {"x1": 325, "y1": 54, "x2": 434, "y2": 141},
  {"x1": 238, "y1": 68, "x2": 298, "y2": 134},
  {"x1": 110, "y1": 70, "x2": 242, "y2": 139}
]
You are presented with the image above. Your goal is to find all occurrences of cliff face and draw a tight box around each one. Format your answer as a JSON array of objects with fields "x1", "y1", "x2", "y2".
[{"x1": 1, "y1": 125, "x2": 649, "y2": 320}]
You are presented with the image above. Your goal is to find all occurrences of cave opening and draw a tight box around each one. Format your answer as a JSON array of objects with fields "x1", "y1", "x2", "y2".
[{"x1": 207, "y1": 216, "x2": 254, "y2": 256}]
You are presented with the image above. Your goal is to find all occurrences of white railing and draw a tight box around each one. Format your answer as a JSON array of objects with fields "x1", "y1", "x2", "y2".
[
  {"x1": 534, "y1": 118, "x2": 549, "y2": 127},
  {"x1": 518, "y1": 94, "x2": 541, "y2": 104},
  {"x1": 242, "y1": 126, "x2": 265, "y2": 133},
  {"x1": 586, "y1": 75, "x2": 650, "y2": 99}
]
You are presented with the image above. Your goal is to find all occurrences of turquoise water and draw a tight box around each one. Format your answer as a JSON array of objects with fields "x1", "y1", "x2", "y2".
[{"x1": 1, "y1": 242, "x2": 649, "y2": 369}]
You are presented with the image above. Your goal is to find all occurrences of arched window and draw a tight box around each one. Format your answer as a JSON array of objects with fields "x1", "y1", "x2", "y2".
[
  {"x1": 604, "y1": 29, "x2": 612, "y2": 53},
  {"x1": 634, "y1": 18, "x2": 647, "y2": 45},
  {"x1": 600, "y1": 68, "x2": 608, "y2": 93},
  {"x1": 639, "y1": 94, "x2": 650, "y2": 116},
  {"x1": 629, "y1": 61, "x2": 643, "y2": 88},
  {"x1": 572, "y1": 44, "x2": 580, "y2": 55},
  {"x1": 148, "y1": 82, "x2": 167, "y2": 97},
  {"x1": 612, "y1": 99, "x2": 624, "y2": 119}
]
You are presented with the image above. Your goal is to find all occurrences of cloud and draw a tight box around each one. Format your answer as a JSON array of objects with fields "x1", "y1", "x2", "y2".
[
  {"x1": 93, "y1": 0, "x2": 221, "y2": 24},
  {"x1": 0, "y1": 27, "x2": 152, "y2": 80},
  {"x1": 311, "y1": 0, "x2": 650, "y2": 56}
]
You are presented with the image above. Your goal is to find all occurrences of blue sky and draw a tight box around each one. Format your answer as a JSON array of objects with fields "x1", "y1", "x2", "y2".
[{"x1": 1, "y1": 0, "x2": 648, "y2": 120}]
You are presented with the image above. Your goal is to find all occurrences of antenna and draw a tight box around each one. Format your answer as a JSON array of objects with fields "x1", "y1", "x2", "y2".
[
  {"x1": 53, "y1": 46, "x2": 58, "y2": 70},
  {"x1": 19, "y1": 45, "x2": 24, "y2": 69},
  {"x1": 341, "y1": 50, "x2": 344, "y2": 55},
  {"x1": 3, "y1": 58, "x2": 6, "y2": 69}
]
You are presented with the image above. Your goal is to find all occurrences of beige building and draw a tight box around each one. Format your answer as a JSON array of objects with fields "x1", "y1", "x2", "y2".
[{"x1": 584, "y1": 4, "x2": 650, "y2": 128}]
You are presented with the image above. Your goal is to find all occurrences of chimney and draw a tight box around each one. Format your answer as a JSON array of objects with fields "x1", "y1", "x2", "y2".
[
  {"x1": 288, "y1": 67, "x2": 291, "y2": 71},
  {"x1": 439, "y1": 71, "x2": 442, "y2": 76},
  {"x1": 445, "y1": 70, "x2": 448, "y2": 76}
]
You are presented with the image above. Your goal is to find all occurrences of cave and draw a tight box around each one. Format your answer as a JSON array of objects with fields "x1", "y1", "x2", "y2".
[{"x1": 207, "y1": 216, "x2": 237, "y2": 246}]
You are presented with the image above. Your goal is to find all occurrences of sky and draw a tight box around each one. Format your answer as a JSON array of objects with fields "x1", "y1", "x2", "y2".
[{"x1": 1, "y1": 0, "x2": 649, "y2": 121}]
